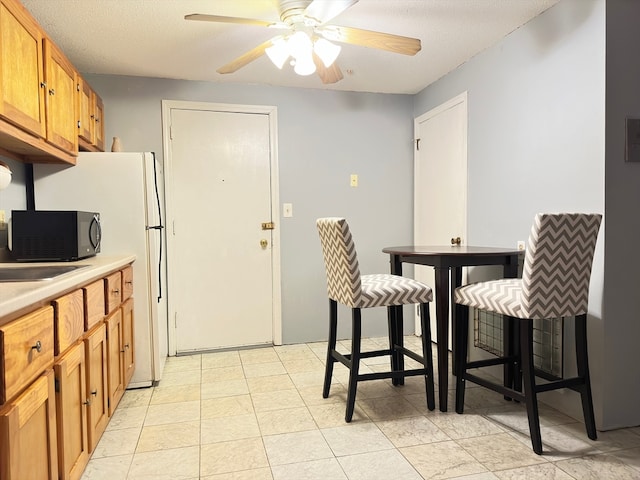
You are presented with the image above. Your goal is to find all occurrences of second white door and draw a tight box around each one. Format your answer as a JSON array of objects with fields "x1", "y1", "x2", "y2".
[
  {"x1": 164, "y1": 103, "x2": 279, "y2": 353},
  {"x1": 414, "y1": 93, "x2": 468, "y2": 346}
]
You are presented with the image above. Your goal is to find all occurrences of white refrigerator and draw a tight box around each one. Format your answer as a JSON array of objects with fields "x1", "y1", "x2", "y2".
[{"x1": 33, "y1": 152, "x2": 167, "y2": 388}]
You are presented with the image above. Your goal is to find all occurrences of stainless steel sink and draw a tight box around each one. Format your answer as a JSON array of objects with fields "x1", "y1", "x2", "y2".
[{"x1": 0, "y1": 265, "x2": 88, "y2": 282}]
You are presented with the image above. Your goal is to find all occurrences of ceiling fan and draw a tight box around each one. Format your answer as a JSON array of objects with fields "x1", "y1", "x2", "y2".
[{"x1": 185, "y1": 0, "x2": 421, "y2": 84}]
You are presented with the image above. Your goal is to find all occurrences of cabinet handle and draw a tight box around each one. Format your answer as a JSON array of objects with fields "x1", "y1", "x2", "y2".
[
  {"x1": 95, "y1": 117, "x2": 100, "y2": 123},
  {"x1": 90, "y1": 114, "x2": 95, "y2": 119},
  {"x1": 112, "y1": 288, "x2": 120, "y2": 295},
  {"x1": 125, "y1": 280, "x2": 133, "y2": 286},
  {"x1": 40, "y1": 81, "x2": 46, "y2": 88},
  {"x1": 91, "y1": 390, "x2": 98, "y2": 396},
  {"x1": 31, "y1": 340, "x2": 42, "y2": 352},
  {"x1": 49, "y1": 88, "x2": 55, "y2": 95},
  {"x1": 125, "y1": 344, "x2": 130, "y2": 349},
  {"x1": 83, "y1": 398, "x2": 92, "y2": 406}
]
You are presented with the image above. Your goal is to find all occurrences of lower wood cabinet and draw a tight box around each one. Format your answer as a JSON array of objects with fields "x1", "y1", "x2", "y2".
[
  {"x1": 0, "y1": 369, "x2": 58, "y2": 480},
  {"x1": 105, "y1": 308, "x2": 125, "y2": 416},
  {"x1": 54, "y1": 341, "x2": 89, "y2": 480},
  {"x1": 84, "y1": 322, "x2": 108, "y2": 453},
  {"x1": 122, "y1": 297, "x2": 135, "y2": 387}
]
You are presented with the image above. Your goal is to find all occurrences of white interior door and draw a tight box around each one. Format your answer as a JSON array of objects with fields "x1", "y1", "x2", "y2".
[
  {"x1": 414, "y1": 92, "x2": 468, "y2": 346},
  {"x1": 162, "y1": 101, "x2": 281, "y2": 354}
]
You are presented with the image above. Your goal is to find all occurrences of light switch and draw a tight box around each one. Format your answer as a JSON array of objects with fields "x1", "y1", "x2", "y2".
[
  {"x1": 283, "y1": 203, "x2": 293, "y2": 218},
  {"x1": 350, "y1": 174, "x2": 358, "y2": 187}
]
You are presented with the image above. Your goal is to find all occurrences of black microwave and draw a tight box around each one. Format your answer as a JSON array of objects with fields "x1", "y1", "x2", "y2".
[{"x1": 10, "y1": 210, "x2": 101, "y2": 261}]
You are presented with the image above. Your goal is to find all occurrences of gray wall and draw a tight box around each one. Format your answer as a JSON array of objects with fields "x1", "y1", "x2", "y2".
[
  {"x1": 83, "y1": 76, "x2": 416, "y2": 344},
  {"x1": 604, "y1": 0, "x2": 640, "y2": 430}
]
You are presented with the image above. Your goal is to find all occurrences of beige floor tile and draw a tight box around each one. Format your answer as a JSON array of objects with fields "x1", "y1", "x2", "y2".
[
  {"x1": 338, "y1": 449, "x2": 423, "y2": 480},
  {"x1": 247, "y1": 374, "x2": 295, "y2": 393},
  {"x1": 555, "y1": 453, "x2": 640, "y2": 479},
  {"x1": 321, "y1": 422, "x2": 394, "y2": 456},
  {"x1": 558, "y1": 421, "x2": 640, "y2": 453},
  {"x1": 263, "y1": 430, "x2": 334, "y2": 465},
  {"x1": 105, "y1": 406, "x2": 147, "y2": 431},
  {"x1": 143, "y1": 400, "x2": 200, "y2": 426},
  {"x1": 80, "y1": 454, "x2": 132, "y2": 480},
  {"x1": 298, "y1": 384, "x2": 346, "y2": 406},
  {"x1": 243, "y1": 361, "x2": 287, "y2": 378},
  {"x1": 201, "y1": 379, "x2": 249, "y2": 399},
  {"x1": 346, "y1": 380, "x2": 402, "y2": 400},
  {"x1": 201, "y1": 365, "x2": 246, "y2": 383},
  {"x1": 201, "y1": 394, "x2": 254, "y2": 419},
  {"x1": 400, "y1": 440, "x2": 488, "y2": 479},
  {"x1": 493, "y1": 462, "x2": 574, "y2": 479},
  {"x1": 239, "y1": 347, "x2": 280, "y2": 364},
  {"x1": 289, "y1": 371, "x2": 331, "y2": 390},
  {"x1": 150, "y1": 383, "x2": 200, "y2": 405},
  {"x1": 201, "y1": 350, "x2": 241, "y2": 369},
  {"x1": 256, "y1": 406, "x2": 318, "y2": 435},
  {"x1": 358, "y1": 396, "x2": 423, "y2": 421},
  {"x1": 157, "y1": 369, "x2": 201, "y2": 387},
  {"x1": 201, "y1": 468, "x2": 273, "y2": 480},
  {"x1": 427, "y1": 411, "x2": 506, "y2": 440},
  {"x1": 200, "y1": 437, "x2": 269, "y2": 476},
  {"x1": 162, "y1": 354, "x2": 201, "y2": 373},
  {"x1": 377, "y1": 415, "x2": 450, "y2": 447},
  {"x1": 307, "y1": 402, "x2": 370, "y2": 428},
  {"x1": 610, "y1": 446, "x2": 640, "y2": 472},
  {"x1": 91, "y1": 427, "x2": 141, "y2": 458},
  {"x1": 251, "y1": 389, "x2": 305, "y2": 412},
  {"x1": 201, "y1": 414, "x2": 261, "y2": 444},
  {"x1": 456, "y1": 433, "x2": 547, "y2": 471},
  {"x1": 282, "y1": 357, "x2": 325, "y2": 374},
  {"x1": 128, "y1": 446, "x2": 200, "y2": 480},
  {"x1": 274, "y1": 343, "x2": 318, "y2": 361},
  {"x1": 118, "y1": 388, "x2": 153, "y2": 408},
  {"x1": 507, "y1": 425, "x2": 600, "y2": 461},
  {"x1": 136, "y1": 420, "x2": 200, "y2": 452},
  {"x1": 271, "y1": 458, "x2": 347, "y2": 480}
]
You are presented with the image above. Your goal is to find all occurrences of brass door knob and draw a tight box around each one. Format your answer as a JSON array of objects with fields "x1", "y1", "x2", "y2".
[
  {"x1": 260, "y1": 239, "x2": 268, "y2": 249},
  {"x1": 451, "y1": 237, "x2": 462, "y2": 246}
]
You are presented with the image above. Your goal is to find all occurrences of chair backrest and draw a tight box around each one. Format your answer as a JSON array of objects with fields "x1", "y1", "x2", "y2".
[
  {"x1": 521, "y1": 213, "x2": 602, "y2": 318},
  {"x1": 316, "y1": 218, "x2": 362, "y2": 307}
]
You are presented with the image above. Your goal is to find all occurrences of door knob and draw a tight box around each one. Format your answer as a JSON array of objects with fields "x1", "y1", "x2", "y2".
[
  {"x1": 451, "y1": 237, "x2": 462, "y2": 246},
  {"x1": 260, "y1": 239, "x2": 268, "y2": 249}
]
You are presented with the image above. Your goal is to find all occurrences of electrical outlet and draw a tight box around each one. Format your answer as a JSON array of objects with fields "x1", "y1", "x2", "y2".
[
  {"x1": 517, "y1": 240, "x2": 525, "y2": 251},
  {"x1": 350, "y1": 174, "x2": 358, "y2": 187},
  {"x1": 283, "y1": 203, "x2": 293, "y2": 218}
]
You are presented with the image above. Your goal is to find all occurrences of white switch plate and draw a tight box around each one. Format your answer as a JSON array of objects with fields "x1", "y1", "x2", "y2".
[
  {"x1": 350, "y1": 174, "x2": 358, "y2": 187},
  {"x1": 283, "y1": 203, "x2": 293, "y2": 218}
]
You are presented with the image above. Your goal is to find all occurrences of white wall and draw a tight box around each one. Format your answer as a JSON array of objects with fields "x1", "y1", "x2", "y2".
[{"x1": 413, "y1": 0, "x2": 619, "y2": 428}]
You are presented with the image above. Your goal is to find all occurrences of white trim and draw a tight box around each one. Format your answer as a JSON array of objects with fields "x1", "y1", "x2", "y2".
[{"x1": 161, "y1": 100, "x2": 282, "y2": 355}]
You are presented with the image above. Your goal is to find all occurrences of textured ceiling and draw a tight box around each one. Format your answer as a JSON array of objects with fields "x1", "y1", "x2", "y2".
[{"x1": 21, "y1": 0, "x2": 560, "y2": 94}]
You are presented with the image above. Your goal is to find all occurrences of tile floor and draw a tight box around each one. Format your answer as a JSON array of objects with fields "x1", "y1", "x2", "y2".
[{"x1": 81, "y1": 336, "x2": 640, "y2": 479}]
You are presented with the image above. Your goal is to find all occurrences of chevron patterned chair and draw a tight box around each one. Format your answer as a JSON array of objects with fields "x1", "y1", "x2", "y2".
[
  {"x1": 453, "y1": 213, "x2": 602, "y2": 454},
  {"x1": 316, "y1": 217, "x2": 436, "y2": 422}
]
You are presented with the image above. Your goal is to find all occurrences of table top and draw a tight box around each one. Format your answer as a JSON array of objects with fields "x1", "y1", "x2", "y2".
[{"x1": 382, "y1": 245, "x2": 521, "y2": 256}]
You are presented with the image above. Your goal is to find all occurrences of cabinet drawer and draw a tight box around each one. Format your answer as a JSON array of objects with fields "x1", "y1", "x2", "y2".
[
  {"x1": 52, "y1": 289, "x2": 84, "y2": 356},
  {"x1": 122, "y1": 266, "x2": 133, "y2": 301},
  {"x1": 104, "y1": 271, "x2": 122, "y2": 314},
  {"x1": 0, "y1": 306, "x2": 54, "y2": 404},
  {"x1": 83, "y1": 279, "x2": 105, "y2": 331}
]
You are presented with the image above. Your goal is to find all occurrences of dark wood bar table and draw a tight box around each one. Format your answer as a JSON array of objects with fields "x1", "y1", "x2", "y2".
[{"x1": 382, "y1": 245, "x2": 521, "y2": 412}]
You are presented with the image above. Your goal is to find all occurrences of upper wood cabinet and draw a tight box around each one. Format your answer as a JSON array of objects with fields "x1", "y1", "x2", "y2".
[{"x1": 0, "y1": 0, "x2": 104, "y2": 164}]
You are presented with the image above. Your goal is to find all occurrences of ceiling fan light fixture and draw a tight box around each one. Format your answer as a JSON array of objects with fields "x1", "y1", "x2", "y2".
[
  {"x1": 313, "y1": 37, "x2": 341, "y2": 67},
  {"x1": 293, "y1": 54, "x2": 316, "y2": 76},
  {"x1": 265, "y1": 37, "x2": 290, "y2": 69}
]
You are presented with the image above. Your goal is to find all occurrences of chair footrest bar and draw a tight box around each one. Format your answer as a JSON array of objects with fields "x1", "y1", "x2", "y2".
[
  {"x1": 464, "y1": 373, "x2": 526, "y2": 402},
  {"x1": 535, "y1": 376, "x2": 585, "y2": 393},
  {"x1": 358, "y1": 368, "x2": 428, "y2": 382},
  {"x1": 466, "y1": 356, "x2": 518, "y2": 369},
  {"x1": 396, "y1": 347, "x2": 425, "y2": 364}
]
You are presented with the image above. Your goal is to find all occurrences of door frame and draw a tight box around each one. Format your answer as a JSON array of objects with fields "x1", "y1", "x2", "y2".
[
  {"x1": 161, "y1": 100, "x2": 282, "y2": 355},
  {"x1": 413, "y1": 91, "x2": 468, "y2": 336}
]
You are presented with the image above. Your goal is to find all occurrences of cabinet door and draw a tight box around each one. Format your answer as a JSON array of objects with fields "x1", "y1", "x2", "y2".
[
  {"x1": 104, "y1": 271, "x2": 122, "y2": 315},
  {"x1": 84, "y1": 323, "x2": 108, "y2": 454},
  {"x1": 0, "y1": 0, "x2": 46, "y2": 138},
  {"x1": 0, "y1": 370, "x2": 58, "y2": 480},
  {"x1": 54, "y1": 342, "x2": 89, "y2": 480},
  {"x1": 105, "y1": 309, "x2": 124, "y2": 416},
  {"x1": 83, "y1": 279, "x2": 105, "y2": 332},
  {"x1": 121, "y1": 298, "x2": 135, "y2": 387},
  {"x1": 52, "y1": 289, "x2": 84, "y2": 356},
  {"x1": 93, "y1": 93, "x2": 104, "y2": 151},
  {"x1": 76, "y1": 75, "x2": 93, "y2": 144},
  {"x1": 122, "y1": 266, "x2": 134, "y2": 301},
  {"x1": 43, "y1": 38, "x2": 77, "y2": 154}
]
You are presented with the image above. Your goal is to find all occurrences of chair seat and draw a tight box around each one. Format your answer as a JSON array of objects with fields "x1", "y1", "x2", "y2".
[
  {"x1": 454, "y1": 278, "x2": 526, "y2": 318},
  {"x1": 358, "y1": 274, "x2": 433, "y2": 308}
]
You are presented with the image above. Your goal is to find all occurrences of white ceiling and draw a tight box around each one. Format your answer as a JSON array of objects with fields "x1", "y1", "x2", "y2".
[{"x1": 21, "y1": 0, "x2": 560, "y2": 95}]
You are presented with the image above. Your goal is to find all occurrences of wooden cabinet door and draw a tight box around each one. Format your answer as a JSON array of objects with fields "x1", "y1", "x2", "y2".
[
  {"x1": 52, "y1": 289, "x2": 84, "y2": 356},
  {"x1": 83, "y1": 279, "x2": 105, "y2": 332},
  {"x1": 0, "y1": 0, "x2": 46, "y2": 138},
  {"x1": 104, "y1": 271, "x2": 122, "y2": 315},
  {"x1": 84, "y1": 323, "x2": 108, "y2": 454},
  {"x1": 54, "y1": 342, "x2": 89, "y2": 480},
  {"x1": 76, "y1": 75, "x2": 93, "y2": 144},
  {"x1": 93, "y1": 93, "x2": 104, "y2": 151},
  {"x1": 121, "y1": 298, "x2": 135, "y2": 387},
  {"x1": 0, "y1": 370, "x2": 58, "y2": 480},
  {"x1": 43, "y1": 38, "x2": 77, "y2": 154},
  {"x1": 105, "y1": 309, "x2": 124, "y2": 416}
]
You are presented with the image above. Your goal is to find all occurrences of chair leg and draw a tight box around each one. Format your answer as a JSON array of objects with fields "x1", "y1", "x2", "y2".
[
  {"x1": 323, "y1": 300, "x2": 338, "y2": 399},
  {"x1": 345, "y1": 308, "x2": 362, "y2": 422},
  {"x1": 455, "y1": 303, "x2": 469, "y2": 414},
  {"x1": 388, "y1": 305, "x2": 401, "y2": 386},
  {"x1": 520, "y1": 319, "x2": 543, "y2": 455},
  {"x1": 575, "y1": 313, "x2": 597, "y2": 440},
  {"x1": 419, "y1": 303, "x2": 435, "y2": 410}
]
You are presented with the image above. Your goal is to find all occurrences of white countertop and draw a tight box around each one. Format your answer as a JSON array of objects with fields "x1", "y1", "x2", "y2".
[{"x1": 0, "y1": 254, "x2": 136, "y2": 322}]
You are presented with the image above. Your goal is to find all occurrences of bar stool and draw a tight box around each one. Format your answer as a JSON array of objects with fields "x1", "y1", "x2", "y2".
[
  {"x1": 454, "y1": 213, "x2": 602, "y2": 454},
  {"x1": 316, "y1": 217, "x2": 436, "y2": 422}
]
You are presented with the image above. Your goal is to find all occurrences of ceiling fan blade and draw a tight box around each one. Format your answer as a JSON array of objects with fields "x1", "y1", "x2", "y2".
[
  {"x1": 304, "y1": 0, "x2": 358, "y2": 24},
  {"x1": 185, "y1": 13, "x2": 275, "y2": 27},
  {"x1": 216, "y1": 39, "x2": 274, "y2": 74},
  {"x1": 312, "y1": 53, "x2": 344, "y2": 84},
  {"x1": 321, "y1": 25, "x2": 421, "y2": 56}
]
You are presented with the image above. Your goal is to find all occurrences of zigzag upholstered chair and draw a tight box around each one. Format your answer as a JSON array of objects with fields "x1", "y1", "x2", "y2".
[
  {"x1": 316, "y1": 217, "x2": 435, "y2": 422},
  {"x1": 454, "y1": 213, "x2": 602, "y2": 454}
]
